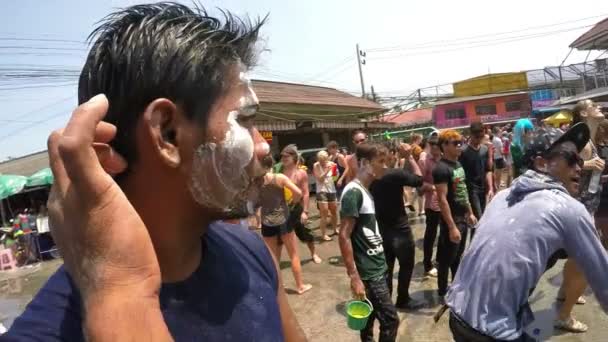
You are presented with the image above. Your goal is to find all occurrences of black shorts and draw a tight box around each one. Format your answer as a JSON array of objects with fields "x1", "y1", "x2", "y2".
[
  {"x1": 494, "y1": 158, "x2": 506, "y2": 170},
  {"x1": 261, "y1": 222, "x2": 293, "y2": 237},
  {"x1": 316, "y1": 192, "x2": 337, "y2": 203},
  {"x1": 288, "y1": 204, "x2": 314, "y2": 243}
]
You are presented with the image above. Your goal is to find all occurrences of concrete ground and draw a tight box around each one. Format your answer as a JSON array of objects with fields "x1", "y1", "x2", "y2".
[{"x1": 1, "y1": 204, "x2": 607, "y2": 341}]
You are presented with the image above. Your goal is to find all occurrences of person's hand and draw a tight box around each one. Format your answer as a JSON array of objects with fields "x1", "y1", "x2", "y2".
[
  {"x1": 300, "y1": 211, "x2": 309, "y2": 225},
  {"x1": 467, "y1": 214, "x2": 478, "y2": 226},
  {"x1": 337, "y1": 179, "x2": 343, "y2": 187},
  {"x1": 448, "y1": 226, "x2": 461, "y2": 244},
  {"x1": 398, "y1": 143, "x2": 412, "y2": 158},
  {"x1": 350, "y1": 275, "x2": 366, "y2": 300},
  {"x1": 586, "y1": 157, "x2": 606, "y2": 172},
  {"x1": 47, "y1": 94, "x2": 161, "y2": 308},
  {"x1": 486, "y1": 189, "x2": 494, "y2": 201}
]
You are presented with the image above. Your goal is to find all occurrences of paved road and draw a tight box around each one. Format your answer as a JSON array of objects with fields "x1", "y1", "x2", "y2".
[
  {"x1": 282, "y1": 213, "x2": 608, "y2": 342},
  {"x1": 1, "y1": 211, "x2": 606, "y2": 341}
]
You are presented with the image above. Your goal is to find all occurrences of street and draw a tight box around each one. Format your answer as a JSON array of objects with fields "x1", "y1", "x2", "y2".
[{"x1": 1, "y1": 206, "x2": 606, "y2": 341}]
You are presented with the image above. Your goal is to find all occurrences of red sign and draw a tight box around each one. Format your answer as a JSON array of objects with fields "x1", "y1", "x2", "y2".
[{"x1": 261, "y1": 131, "x2": 273, "y2": 143}]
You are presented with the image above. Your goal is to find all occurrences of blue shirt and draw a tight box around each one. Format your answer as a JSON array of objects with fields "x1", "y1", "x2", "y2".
[
  {"x1": 5, "y1": 221, "x2": 283, "y2": 341},
  {"x1": 446, "y1": 172, "x2": 608, "y2": 340}
]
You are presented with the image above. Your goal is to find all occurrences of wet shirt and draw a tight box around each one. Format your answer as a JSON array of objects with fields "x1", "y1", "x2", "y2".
[
  {"x1": 340, "y1": 180, "x2": 387, "y2": 281},
  {"x1": 370, "y1": 168, "x2": 422, "y2": 229},
  {"x1": 432, "y1": 159, "x2": 470, "y2": 217},
  {"x1": 446, "y1": 171, "x2": 608, "y2": 340},
  {"x1": 5, "y1": 222, "x2": 283, "y2": 342},
  {"x1": 459, "y1": 144, "x2": 490, "y2": 188}
]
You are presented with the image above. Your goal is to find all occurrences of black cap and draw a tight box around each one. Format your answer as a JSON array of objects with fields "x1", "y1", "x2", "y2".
[{"x1": 524, "y1": 122, "x2": 590, "y2": 167}]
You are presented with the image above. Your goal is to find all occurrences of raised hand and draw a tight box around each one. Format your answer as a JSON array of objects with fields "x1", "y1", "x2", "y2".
[{"x1": 47, "y1": 94, "x2": 161, "y2": 305}]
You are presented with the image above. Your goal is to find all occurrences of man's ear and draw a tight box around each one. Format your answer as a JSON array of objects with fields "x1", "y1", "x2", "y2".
[{"x1": 142, "y1": 98, "x2": 181, "y2": 168}]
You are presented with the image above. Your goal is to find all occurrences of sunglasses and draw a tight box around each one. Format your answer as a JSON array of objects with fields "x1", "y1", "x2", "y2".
[
  {"x1": 546, "y1": 150, "x2": 583, "y2": 168},
  {"x1": 447, "y1": 140, "x2": 462, "y2": 147},
  {"x1": 354, "y1": 138, "x2": 367, "y2": 144}
]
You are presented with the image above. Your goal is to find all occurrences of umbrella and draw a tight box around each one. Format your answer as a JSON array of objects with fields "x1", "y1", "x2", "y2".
[
  {"x1": 543, "y1": 111, "x2": 572, "y2": 126},
  {"x1": 27, "y1": 167, "x2": 54, "y2": 187},
  {"x1": 0, "y1": 175, "x2": 27, "y2": 200}
]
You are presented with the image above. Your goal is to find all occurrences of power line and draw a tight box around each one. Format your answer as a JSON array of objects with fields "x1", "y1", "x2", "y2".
[
  {"x1": 2, "y1": 96, "x2": 73, "y2": 122},
  {"x1": 0, "y1": 107, "x2": 73, "y2": 143},
  {"x1": 0, "y1": 82, "x2": 77, "y2": 91},
  {"x1": 371, "y1": 25, "x2": 594, "y2": 61},
  {"x1": 367, "y1": 14, "x2": 607, "y2": 52}
]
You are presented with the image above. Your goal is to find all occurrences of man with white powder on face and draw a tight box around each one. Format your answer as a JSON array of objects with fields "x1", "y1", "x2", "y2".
[{"x1": 5, "y1": 3, "x2": 306, "y2": 341}]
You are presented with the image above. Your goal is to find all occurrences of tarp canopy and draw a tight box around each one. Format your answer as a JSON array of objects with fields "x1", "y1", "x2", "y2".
[
  {"x1": 27, "y1": 167, "x2": 53, "y2": 187},
  {"x1": 543, "y1": 111, "x2": 572, "y2": 126},
  {"x1": 0, "y1": 174, "x2": 27, "y2": 200}
]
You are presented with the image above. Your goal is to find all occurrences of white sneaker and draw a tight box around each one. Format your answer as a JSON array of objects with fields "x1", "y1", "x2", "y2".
[{"x1": 425, "y1": 268, "x2": 438, "y2": 277}]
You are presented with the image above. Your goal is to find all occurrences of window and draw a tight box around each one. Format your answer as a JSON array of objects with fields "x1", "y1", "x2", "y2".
[
  {"x1": 445, "y1": 108, "x2": 466, "y2": 119},
  {"x1": 475, "y1": 104, "x2": 497, "y2": 115},
  {"x1": 506, "y1": 101, "x2": 522, "y2": 112}
]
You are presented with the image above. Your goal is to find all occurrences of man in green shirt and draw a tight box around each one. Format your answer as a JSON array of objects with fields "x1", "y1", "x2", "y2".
[{"x1": 339, "y1": 143, "x2": 398, "y2": 342}]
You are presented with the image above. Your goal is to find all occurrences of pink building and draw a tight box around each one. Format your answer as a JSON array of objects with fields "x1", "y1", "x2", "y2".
[{"x1": 433, "y1": 91, "x2": 531, "y2": 129}]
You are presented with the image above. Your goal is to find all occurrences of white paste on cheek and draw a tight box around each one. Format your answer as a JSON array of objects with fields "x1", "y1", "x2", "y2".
[{"x1": 188, "y1": 111, "x2": 256, "y2": 211}]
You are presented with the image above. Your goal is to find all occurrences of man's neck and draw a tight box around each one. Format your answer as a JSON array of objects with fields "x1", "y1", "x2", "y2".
[
  {"x1": 356, "y1": 172, "x2": 374, "y2": 189},
  {"x1": 443, "y1": 154, "x2": 458, "y2": 162},
  {"x1": 587, "y1": 120, "x2": 600, "y2": 142},
  {"x1": 122, "y1": 172, "x2": 208, "y2": 283},
  {"x1": 469, "y1": 141, "x2": 481, "y2": 150}
]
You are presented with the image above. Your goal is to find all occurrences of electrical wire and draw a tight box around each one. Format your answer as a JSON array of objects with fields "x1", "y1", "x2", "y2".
[
  {"x1": 367, "y1": 14, "x2": 607, "y2": 52},
  {"x1": 371, "y1": 25, "x2": 594, "y2": 61}
]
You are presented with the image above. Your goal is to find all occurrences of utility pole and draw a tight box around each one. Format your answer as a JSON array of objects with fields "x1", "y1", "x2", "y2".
[
  {"x1": 370, "y1": 85, "x2": 377, "y2": 102},
  {"x1": 356, "y1": 44, "x2": 366, "y2": 98}
]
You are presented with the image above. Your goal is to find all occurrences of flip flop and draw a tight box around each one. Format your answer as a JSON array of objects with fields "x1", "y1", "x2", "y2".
[
  {"x1": 554, "y1": 317, "x2": 588, "y2": 333},
  {"x1": 297, "y1": 284, "x2": 313, "y2": 295},
  {"x1": 556, "y1": 296, "x2": 586, "y2": 305},
  {"x1": 322, "y1": 235, "x2": 332, "y2": 241},
  {"x1": 312, "y1": 254, "x2": 322, "y2": 264}
]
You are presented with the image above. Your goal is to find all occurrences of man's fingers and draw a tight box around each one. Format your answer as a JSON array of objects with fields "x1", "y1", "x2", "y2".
[
  {"x1": 95, "y1": 122, "x2": 118, "y2": 144},
  {"x1": 93, "y1": 143, "x2": 128, "y2": 175},
  {"x1": 59, "y1": 94, "x2": 112, "y2": 193},
  {"x1": 47, "y1": 130, "x2": 69, "y2": 194},
  {"x1": 63, "y1": 94, "x2": 109, "y2": 139}
]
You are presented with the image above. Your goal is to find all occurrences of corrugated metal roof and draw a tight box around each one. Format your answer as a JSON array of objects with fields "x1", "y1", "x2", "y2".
[
  {"x1": 553, "y1": 87, "x2": 608, "y2": 105},
  {"x1": 0, "y1": 151, "x2": 49, "y2": 177},
  {"x1": 570, "y1": 18, "x2": 608, "y2": 50},
  {"x1": 254, "y1": 121, "x2": 297, "y2": 131},
  {"x1": 434, "y1": 91, "x2": 528, "y2": 105},
  {"x1": 381, "y1": 108, "x2": 433, "y2": 126},
  {"x1": 252, "y1": 80, "x2": 385, "y2": 111}
]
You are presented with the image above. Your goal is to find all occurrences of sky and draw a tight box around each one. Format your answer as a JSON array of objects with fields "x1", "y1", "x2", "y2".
[{"x1": 1, "y1": 0, "x2": 608, "y2": 161}]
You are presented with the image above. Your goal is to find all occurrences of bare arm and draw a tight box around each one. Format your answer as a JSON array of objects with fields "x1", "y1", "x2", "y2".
[
  {"x1": 337, "y1": 154, "x2": 347, "y2": 168},
  {"x1": 267, "y1": 245, "x2": 308, "y2": 341},
  {"x1": 406, "y1": 156, "x2": 422, "y2": 177},
  {"x1": 85, "y1": 295, "x2": 173, "y2": 342},
  {"x1": 278, "y1": 174, "x2": 302, "y2": 203},
  {"x1": 298, "y1": 170, "x2": 310, "y2": 213},
  {"x1": 436, "y1": 183, "x2": 457, "y2": 230},
  {"x1": 313, "y1": 162, "x2": 330, "y2": 182},
  {"x1": 339, "y1": 217, "x2": 365, "y2": 298}
]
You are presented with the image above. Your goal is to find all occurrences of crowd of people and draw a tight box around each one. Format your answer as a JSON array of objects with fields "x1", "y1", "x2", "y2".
[
  {"x1": 3, "y1": 3, "x2": 608, "y2": 341},
  {"x1": 252, "y1": 99, "x2": 608, "y2": 341}
]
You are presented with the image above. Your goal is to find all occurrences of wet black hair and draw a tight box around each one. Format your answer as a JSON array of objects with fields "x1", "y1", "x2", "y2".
[{"x1": 78, "y1": 2, "x2": 266, "y2": 166}]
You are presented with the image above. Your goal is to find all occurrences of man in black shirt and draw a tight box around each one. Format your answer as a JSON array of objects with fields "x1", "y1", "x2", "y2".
[
  {"x1": 433, "y1": 130, "x2": 478, "y2": 299},
  {"x1": 459, "y1": 122, "x2": 493, "y2": 241},
  {"x1": 370, "y1": 142, "x2": 424, "y2": 309}
]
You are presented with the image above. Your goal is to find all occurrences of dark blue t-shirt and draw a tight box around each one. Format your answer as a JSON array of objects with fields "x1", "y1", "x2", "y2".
[{"x1": 4, "y1": 221, "x2": 283, "y2": 341}]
